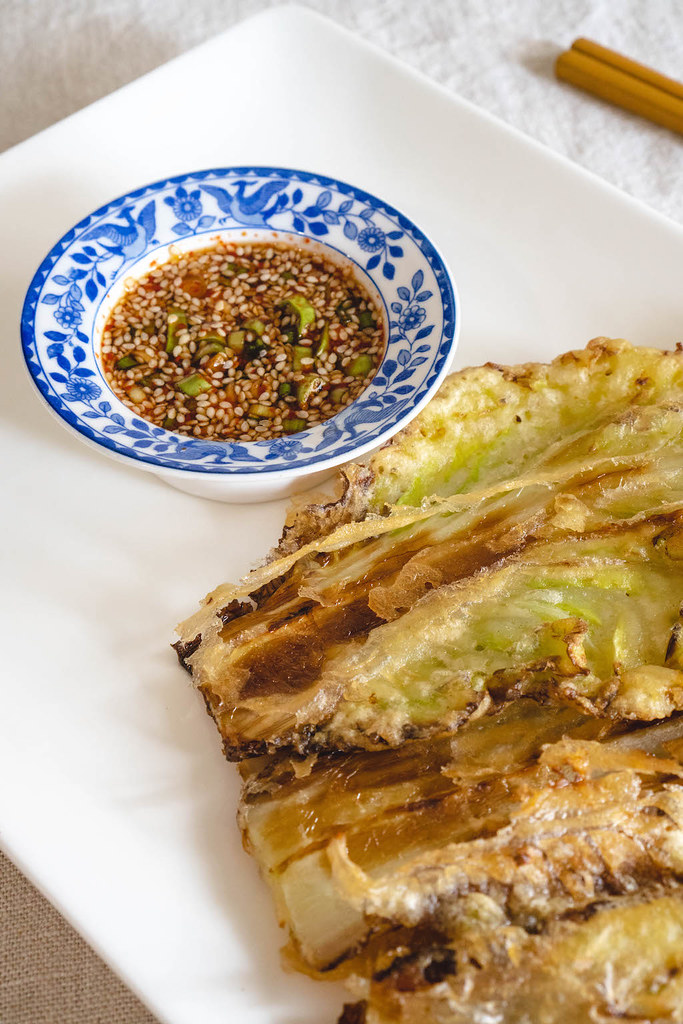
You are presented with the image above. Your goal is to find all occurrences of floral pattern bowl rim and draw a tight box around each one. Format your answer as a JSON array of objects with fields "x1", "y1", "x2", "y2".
[{"x1": 21, "y1": 167, "x2": 459, "y2": 478}]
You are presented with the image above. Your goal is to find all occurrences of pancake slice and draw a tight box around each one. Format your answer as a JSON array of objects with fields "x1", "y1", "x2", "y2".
[{"x1": 177, "y1": 340, "x2": 683, "y2": 759}]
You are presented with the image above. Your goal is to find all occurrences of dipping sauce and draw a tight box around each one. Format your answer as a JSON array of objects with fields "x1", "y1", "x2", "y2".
[{"x1": 101, "y1": 241, "x2": 385, "y2": 440}]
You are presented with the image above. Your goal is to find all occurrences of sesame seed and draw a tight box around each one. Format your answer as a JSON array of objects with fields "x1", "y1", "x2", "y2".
[{"x1": 101, "y1": 240, "x2": 384, "y2": 441}]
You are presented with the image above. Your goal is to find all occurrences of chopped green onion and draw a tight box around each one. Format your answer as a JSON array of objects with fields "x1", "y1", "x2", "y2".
[
  {"x1": 166, "y1": 308, "x2": 188, "y2": 354},
  {"x1": 316, "y1": 322, "x2": 330, "y2": 357},
  {"x1": 199, "y1": 340, "x2": 225, "y2": 354},
  {"x1": 284, "y1": 294, "x2": 316, "y2": 336},
  {"x1": 331, "y1": 386, "x2": 347, "y2": 404},
  {"x1": 358, "y1": 310, "x2": 377, "y2": 330},
  {"x1": 281, "y1": 270, "x2": 295, "y2": 281},
  {"x1": 162, "y1": 414, "x2": 177, "y2": 430},
  {"x1": 222, "y1": 261, "x2": 249, "y2": 276},
  {"x1": 281, "y1": 326, "x2": 297, "y2": 346},
  {"x1": 335, "y1": 300, "x2": 352, "y2": 324},
  {"x1": 244, "y1": 338, "x2": 267, "y2": 361},
  {"x1": 227, "y1": 330, "x2": 246, "y2": 353},
  {"x1": 115, "y1": 354, "x2": 139, "y2": 370},
  {"x1": 177, "y1": 373, "x2": 212, "y2": 397},
  {"x1": 127, "y1": 385, "x2": 146, "y2": 404},
  {"x1": 137, "y1": 371, "x2": 163, "y2": 387},
  {"x1": 195, "y1": 338, "x2": 225, "y2": 362},
  {"x1": 283, "y1": 417, "x2": 307, "y2": 433},
  {"x1": 297, "y1": 375, "x2": 324, "y2": 407},
  {"x1": 248, "y1": 403, "x2": 276, "y2": 419},
  {"x1": 278, "y1": 382, "x2": 292, "y2": 398},
  {"x1": 292, "y1": 345, "x2": 311, "y2": 371},
  {"x1": 243, "y1": 318, "x2": 266, "y2": 336},
  {"x1": 349, "y1": 354, "x2": 374, "y2": 377}
]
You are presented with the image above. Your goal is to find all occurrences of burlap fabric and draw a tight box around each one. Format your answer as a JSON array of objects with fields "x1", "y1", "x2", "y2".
[{"x1": 0, "y1": 852, "x2": 157, "y2": 1023}]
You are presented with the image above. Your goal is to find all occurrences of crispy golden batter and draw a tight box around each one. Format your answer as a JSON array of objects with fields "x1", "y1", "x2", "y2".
[
  {"x1": 344, "y1": 890, "x2": 683, "y2": 1023},
  {"x1": 176, "y1": 339, "x2": 683, "y2": 1022},
  {"x1": 177, "y1": 340, "x2": 683, "y2": 759},
  {"x1": 239, "y1": 705, "x2": 683, "y2": 979}
]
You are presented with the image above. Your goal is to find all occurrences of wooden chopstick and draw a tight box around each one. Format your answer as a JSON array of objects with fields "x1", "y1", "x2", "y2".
[{"x1": 555, "y1": 38, "x2": 683, "y2": 136}]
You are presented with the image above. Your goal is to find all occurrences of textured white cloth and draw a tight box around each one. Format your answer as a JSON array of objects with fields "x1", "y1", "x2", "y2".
[
  {"x1": 1, "y1": 3, "x2": 682, "y2": 1022},
  {"x1": 1, "y1": 0, "x2": 682, "y2": 222}
]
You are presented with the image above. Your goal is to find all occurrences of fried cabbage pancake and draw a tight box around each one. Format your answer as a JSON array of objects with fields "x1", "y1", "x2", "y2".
[
  {"x1": 175, "y1": 339, "x2": 683, "y2": 1023},
  {"x1": 238, "y1": 704, "x2": 683, "y2": 975},
  {"x1": 177, "y1": 339, "x2": 683, "y2": 759},
  {"x1": 342, "y1": 889, "x2": 683, "y2": 1023}
]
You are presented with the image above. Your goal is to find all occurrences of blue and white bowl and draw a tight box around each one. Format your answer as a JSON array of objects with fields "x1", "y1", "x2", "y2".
[{"x1": 21, "y1": 168, "x2": 459, "y2": 502}]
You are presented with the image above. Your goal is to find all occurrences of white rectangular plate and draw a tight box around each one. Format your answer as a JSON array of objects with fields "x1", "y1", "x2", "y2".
[{"x1": 2, "y1": 8, "x2": 683, "y2": 1024}]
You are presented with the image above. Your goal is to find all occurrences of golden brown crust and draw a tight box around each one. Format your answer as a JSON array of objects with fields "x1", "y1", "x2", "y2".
[
  {"x1": 349, "y1": 889, "x2": 683, "y2": 1022},
  {"x1": 276, "y1": 463, "x2": 376, "y2": 556},
  {"x1": 176, "y1": 340, "x2": 683, "y2": 761},
  {"x1": 238, "y1": 705, "x2": 683, "y2": 977},
  {"x1": 175, "y1": 338, "x2": 683, "y2": 1024}
]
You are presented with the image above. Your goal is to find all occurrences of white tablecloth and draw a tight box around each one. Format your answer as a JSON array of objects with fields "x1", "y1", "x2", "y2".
[
  {"x1": 1, "y1": 2, "x2": 682, "y2": 1022},
  {"x1": 2, "y1": 0, "x2": 682, "y2": 222}
]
